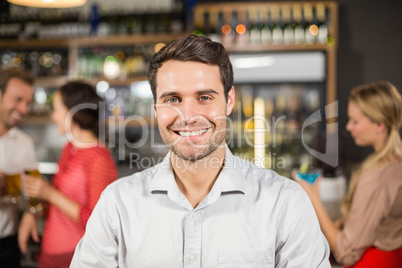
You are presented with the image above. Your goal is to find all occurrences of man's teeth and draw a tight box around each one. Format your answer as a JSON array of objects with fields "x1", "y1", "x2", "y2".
[
  {"x1": 11, "y1": 111, "x2": 22, "y2": 120},
  {"x1": 178, "y1": 129, "x2": 207, "y2": 137}
]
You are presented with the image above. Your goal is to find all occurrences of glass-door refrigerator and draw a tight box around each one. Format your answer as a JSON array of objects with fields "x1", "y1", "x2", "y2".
[{"x1": 228, "y1": 51, "x2": 336, "y2": 178}]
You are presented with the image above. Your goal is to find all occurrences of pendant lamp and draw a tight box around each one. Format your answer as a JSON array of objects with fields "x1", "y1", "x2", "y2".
[{"x1": 7, "y1": 0, "x2": 87, "y2": 8}]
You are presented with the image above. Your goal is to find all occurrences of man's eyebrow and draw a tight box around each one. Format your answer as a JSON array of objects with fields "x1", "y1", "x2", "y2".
[
  {"x1": 158, "y1": 91, "x2": 180, "y2": 100},
  {"x1": 196, "y1": 89, "x2": 219, "y2": 95},
  {"x1": 158, "y1": 89, "x2": 219, "y2": 100}
]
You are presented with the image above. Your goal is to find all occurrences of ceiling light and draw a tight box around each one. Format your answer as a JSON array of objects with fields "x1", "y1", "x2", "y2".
[{"x1": 7, "y1": 0, "x2": 86, "y2": 8}]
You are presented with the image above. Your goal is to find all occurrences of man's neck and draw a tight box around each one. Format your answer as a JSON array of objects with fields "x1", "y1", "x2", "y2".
[
  {"x1": 0, "y1": 124, "x2": 11, "y2": 137},
  {"x1": 171, "y1": 145, "x2": 226, "y2": 208}
]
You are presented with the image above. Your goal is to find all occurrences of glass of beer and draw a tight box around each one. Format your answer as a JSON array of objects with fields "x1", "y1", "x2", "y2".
[
  {"x1": 24, "y1": 169, "x2": 44, "y2": 214},
  {"x1": 3, "y1": 173, "x2": 22, "y2": 204}
]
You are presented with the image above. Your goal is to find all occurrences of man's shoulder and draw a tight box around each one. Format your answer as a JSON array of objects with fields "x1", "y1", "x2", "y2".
[
  {"x1": 11, "y1": 128, "x2": 34, "y2": 143},
  {"x1": 232, "y1": 155, "x2": 300, "y2": 195},
  {"x1": 234, "y1": 156, "x2": 298, "y2": 190}
]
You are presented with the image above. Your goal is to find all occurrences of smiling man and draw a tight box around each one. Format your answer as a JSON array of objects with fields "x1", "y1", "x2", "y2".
[
  {"x1": 71, "y1": 35, "x2": 330, "y2": 267},
  {"x1": 0, "y1": 68, "x2": 37, "y2": 268}
]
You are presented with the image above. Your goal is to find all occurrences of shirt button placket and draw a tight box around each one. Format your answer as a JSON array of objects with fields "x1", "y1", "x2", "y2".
[{"x1": 183, "y1": 211, "x2": 202, "y2": 268}]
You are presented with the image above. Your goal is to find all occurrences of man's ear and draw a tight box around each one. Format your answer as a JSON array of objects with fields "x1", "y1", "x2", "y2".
[
  {"x1": 226, "y1": 86, "x2": 235, "y2": 116},
  {"x1": 153, "y1": 101, "x2": 157, "y2": 118}
]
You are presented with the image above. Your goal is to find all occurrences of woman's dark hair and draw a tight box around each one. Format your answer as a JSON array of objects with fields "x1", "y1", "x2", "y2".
[
  {"x1": 58, "y1": 81, "x2": 102, "y2": 137},
  {"x1": 148, "y1": 34, "x2": 233, "y2": 102}
]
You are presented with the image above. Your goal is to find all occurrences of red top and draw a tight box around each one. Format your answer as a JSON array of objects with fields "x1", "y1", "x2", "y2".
[{"x1": 38, "y1": 142, "x2": 118, "y2": 267}]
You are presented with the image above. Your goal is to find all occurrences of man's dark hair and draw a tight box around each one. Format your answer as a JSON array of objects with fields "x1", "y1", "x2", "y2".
[
  {"x1": 58, "y1": 81, "x2": 102, "y2": 138},
  {"x1": 0, "y1": 67, "x2": 34, "y2": 94},
  {"x1": 148, "y1": 34, "x2": 233, "y2": 102}
]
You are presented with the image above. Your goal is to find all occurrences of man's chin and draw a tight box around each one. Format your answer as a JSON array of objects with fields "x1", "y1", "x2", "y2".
[
  {"x1": 5, "y1": 119, "x2": 20, "y2": 128},
  {"x1": 171, "y1": 143, "x2": 224, "y2": 162}
]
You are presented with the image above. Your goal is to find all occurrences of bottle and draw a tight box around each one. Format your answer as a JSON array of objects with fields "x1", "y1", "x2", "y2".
[
  {"x1": 304, "y1": 4, "x2": 318, "y2": 44},
  {"x1": 282, "y1": 5, "x2": 295, "y2": 45},
  {"x1": 248, "y1": 7, "x2": 260, "y2": 44},
  {"x1": 221, "y1": 8, "x2": 235, "y2": 47},
  {"x1": 236, "y1": 9, "x2": 249, "y2": 46},
  {"x1": 271, "y1": 5, "x2": 283, "y2": 45},
  {"x1": 259, "y1": 6, "x2": 271, "y2": 45},
  {"x1": 293, "y1": 4, "x2": 305, "y2": 44},
  {"x1": 317, "y1": 3, "x2": 329, "y2": 44},
  {"x1": 193, "y1": 7, "x2": 204, "y2": 36},
  {"x1": 206, "y1": 8, "x2": 220, "y2": 42}
]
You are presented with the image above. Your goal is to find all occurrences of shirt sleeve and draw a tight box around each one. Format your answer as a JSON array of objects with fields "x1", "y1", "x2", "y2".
[
  {"x1": 335, "y1": 169, "x2": 388, "y2": 266},
  {"x1": 71, "y1": 186, "x2": 119, "y2": 268},
  {"x1": 79, "y1": 150, "x2": 118, "y2": 228},
  {"x1": 275, "y1": 184, "x2": 331, "y2": 268}
]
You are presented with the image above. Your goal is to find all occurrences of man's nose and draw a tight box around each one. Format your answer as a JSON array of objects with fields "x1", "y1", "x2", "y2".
[
  {"x1": 18, "y1": 101, "x2": 30, "y2": 115},
  {"x1": 180, "y1": 99, "x2": 200, "y2": 123},
  {"x1": 346, "y1": 120, "x2": 352, "y2": 131}
]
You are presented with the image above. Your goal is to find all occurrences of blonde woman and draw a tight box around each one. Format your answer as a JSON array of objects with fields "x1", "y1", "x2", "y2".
[{"x1": 296, "y1": 81, "x2": 402, "y2": 267}]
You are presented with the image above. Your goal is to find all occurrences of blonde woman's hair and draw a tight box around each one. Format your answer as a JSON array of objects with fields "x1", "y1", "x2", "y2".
[{"x1": 341, "y1": 81, "x2": 402, "y2": 218}]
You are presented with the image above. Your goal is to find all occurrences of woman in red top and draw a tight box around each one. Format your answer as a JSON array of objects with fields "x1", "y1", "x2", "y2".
[{"x1": 19, "y1": 81, "x2": 118, "y2": 267}]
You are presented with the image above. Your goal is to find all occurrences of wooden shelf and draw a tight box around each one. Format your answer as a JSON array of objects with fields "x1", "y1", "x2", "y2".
[
  {"x1": 0, "y1": 33, "x2": 186, "y2": 49},
  {"x1": 86, "y1": 76, "x2": 148, "y2": 86},
  {"x1": 21, "y1": 115, "x2": 156, "y2": 127},
  {"x1": 21, "y1": 115, "x2": 52, "y2": 126},
  {"x1": 106, "y1": 117, "x2": 156, "y2": 127},
  {"x1": 35, "y1": 76, "x2": 70, "y2": 87},
  {"x1": 225, "y1": 43, "x2": 333, "y2": 53},
  {"x1": 33, "y1": 75, "x2": 148, "y2": 88}
]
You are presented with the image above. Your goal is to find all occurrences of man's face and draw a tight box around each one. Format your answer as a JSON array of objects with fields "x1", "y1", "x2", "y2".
[
  {"x1": 154, "y1": 60, "x2": 234, "y2": 161},
  {"x1": 0, "y1": 78, "x2": 33, "y2": 129}
]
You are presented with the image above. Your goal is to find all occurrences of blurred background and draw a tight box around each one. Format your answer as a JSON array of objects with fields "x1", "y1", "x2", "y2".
[{"x1": 0, "y1": 1, "x2": 401, "y2": 265}]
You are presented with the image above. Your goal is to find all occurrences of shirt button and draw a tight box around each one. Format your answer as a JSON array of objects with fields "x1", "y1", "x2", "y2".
[{"x1": 188, "y1": 255, "x2": 196, "y2": 262}]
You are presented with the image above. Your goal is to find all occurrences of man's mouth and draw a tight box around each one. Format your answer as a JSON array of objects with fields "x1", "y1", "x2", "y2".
[
  {"x1": 175, "y1": 129, "x2": 208, "y2": 137},
  {"x1": 10, "y1": 111, "x2": 22, "y2": 121}
]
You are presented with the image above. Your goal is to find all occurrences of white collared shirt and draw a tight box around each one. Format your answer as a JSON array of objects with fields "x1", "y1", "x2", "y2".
[
  {"x1": 71, "y1": 146, "x2": 330, "y2": 267},
  {"x1": 0, "y1": 128, "x2": 37, "y2": 238}
]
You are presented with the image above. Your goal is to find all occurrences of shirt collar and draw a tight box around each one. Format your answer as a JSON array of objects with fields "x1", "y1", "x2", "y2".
[
  {"x1": 149, "y1": 144, "x2": 246, "y2": 195},
  {"x1": 0, "y1": 128, "x2": 17, "y2": 139}
]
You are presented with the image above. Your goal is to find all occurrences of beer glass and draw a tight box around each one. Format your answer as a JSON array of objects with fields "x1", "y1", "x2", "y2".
[
  {"x1": 24, "y1": 169, "x2": 44, "y2": 214},
  {"x1": 2, "y1": 173, "x2": 22, "y2": 204}
]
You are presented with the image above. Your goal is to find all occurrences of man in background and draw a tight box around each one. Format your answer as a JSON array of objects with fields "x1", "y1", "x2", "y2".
[{"x1": 0, "y1": 68, "x2": 37, "y2": 268}]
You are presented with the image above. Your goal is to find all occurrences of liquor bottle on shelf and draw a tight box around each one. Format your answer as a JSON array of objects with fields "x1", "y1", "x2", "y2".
[
  {"x1": 271, "y1": 5, "x2": 283, "y2": 45},
  {"x1": 193, "y1": 7, "x2": 205, "y2": 36},
  {"x1": 236, "y1": 9, "x2": 249, "y2": 46},
  {"x1": 286, "y1": 92, "x2": 302, "y2": 133},
  {"x1": 125, "y1": 15, "x2": 135, "y2": 34},
  {"x1": 144, "y1": 13, "x2": 156, "y2": 34},
  {"x1": 259, "y1": 6, "x2": 272, "y2": 45},
  {"x1": 317, "y1": 3, "x2": 329, "y2": 44},
  {"x1": 304, "y1": 4, "x2": 318, "y2": 44},
  {"x1": 221, "y1": 8, "x2": 235, "y2": 47},
  {"x1": 282, "y1": 5, "x2": 295, "y2": 45},
  {"x1": 248, "y1": 7, "x2": 260, "y2": 44},
  {"x1": 293, "y1": 4, "x2": 305, "y2": 44},
  {"x1": 206, "y1": 8, "x2": 220, "y2": 42}
]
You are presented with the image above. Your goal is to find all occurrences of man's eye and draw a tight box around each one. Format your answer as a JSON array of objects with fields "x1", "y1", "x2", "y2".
[
  {"x1": 166, "y1": 98, "x2": 179, "y2": 103},
  {"x1": 200, "y1": 96, "x2": 211, "y2": 101}
]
